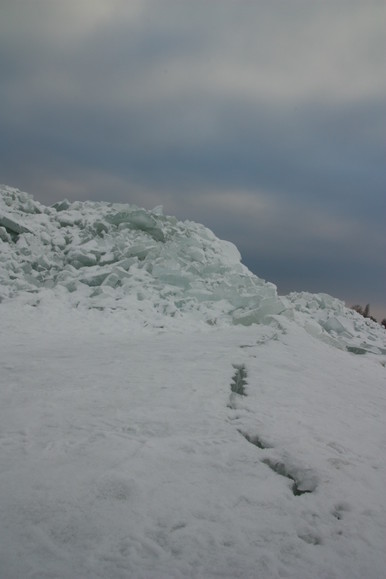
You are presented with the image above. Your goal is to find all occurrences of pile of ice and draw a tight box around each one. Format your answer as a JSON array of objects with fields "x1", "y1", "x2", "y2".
[
  {"x1": 1, "y1": 185, "x2": 385, "y2": 355},
  {"x1": 286, "y1": 291, "x2": 386, "y2": 356},
  {"x1": 0, "y1": 185, "x2": 286, "y2": 327}
]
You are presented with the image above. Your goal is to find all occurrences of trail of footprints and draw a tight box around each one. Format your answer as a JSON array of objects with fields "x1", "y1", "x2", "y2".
[
  {"x1": 227, "y1": 360, "x2": 354, "y2": 546},
  {"x1": 228, "y1": 363, "x2": 317, "y2": 497}
]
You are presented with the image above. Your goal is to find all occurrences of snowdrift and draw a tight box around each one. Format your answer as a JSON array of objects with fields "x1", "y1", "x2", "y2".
[{"x1": 1, "y1": 185, "x2": 384, "y2": 355}]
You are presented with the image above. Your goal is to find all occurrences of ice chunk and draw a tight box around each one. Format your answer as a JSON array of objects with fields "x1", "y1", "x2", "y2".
[
  {"x1": 51, "y1": 233, "x2": 67, "y2": 249},
  {"x1": 107, "y1": 209, "x2": 166, "y2": 242},
  {"x1": 102, "y1": 272, "x2": 122, "y2": 288},
  {"x1": 0, "y1": 226, "x2": 11, "y2": 242},
  {"x1": 66, "y1": 250, "x2": 98, "y2": 268},
  {"x1": 151, "y1": 205, "x2": 164, "y2": 215},
  {"x1": 125, "y1": 243, "x2": 157, "y2": 260},
  {"x1": 322, "y1": 316, "x2": 353, "y2": 337},
  {"x1": 232, "y1": 296, "x2": 287, "y2": 325},
  {"x1": 57, "y1": 212, "x2": 84, "y2": 227},
  {"x1": 218, "y1": 239, "x2": 241, "y2": 264},
  {"x1": 0, "y1": 213, "x2": 32, "y2": 235},
  {"x1": 52, "y1": 199, "x2": 71, "y2": 211},
  {"x1": 152, "y1": 264, "x2": 192, "y2": 289},
  {"x1": 79, "y1": 269, "x2": 111, "y2": 287}
]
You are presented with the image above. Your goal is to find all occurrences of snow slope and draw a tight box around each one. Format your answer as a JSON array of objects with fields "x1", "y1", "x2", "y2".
[{"x1": 1, "y1": 186, "x2": 385, "y2": 578}]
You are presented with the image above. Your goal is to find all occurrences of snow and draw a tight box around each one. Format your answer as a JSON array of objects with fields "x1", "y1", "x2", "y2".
[{"x1": 1, "y1": 185, "x2": 385, "y2": 578}]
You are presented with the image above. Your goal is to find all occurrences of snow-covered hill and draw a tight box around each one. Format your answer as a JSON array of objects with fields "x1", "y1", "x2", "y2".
[{"x1": 1, "y1": 185, "x2": 385, "y2": 578}]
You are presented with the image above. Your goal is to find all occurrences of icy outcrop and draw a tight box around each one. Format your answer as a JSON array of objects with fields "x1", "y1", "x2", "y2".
[
  {"x1": 286, "y1": 292, "x2": 386, "y2": 356},
  {"x1": 1, "y1": 185, "x2": 385, "y2": 356},
  {"x1": 0, "y1": 185, "x2": 287, "y2": 326}
]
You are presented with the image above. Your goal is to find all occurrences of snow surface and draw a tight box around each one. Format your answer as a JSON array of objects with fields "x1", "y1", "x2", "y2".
[{"x1": 1, "y1": 185, "x2": 385, "y2": 578}]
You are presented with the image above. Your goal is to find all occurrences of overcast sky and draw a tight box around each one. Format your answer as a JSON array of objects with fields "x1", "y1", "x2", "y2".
[{"x1": 1, "y1": 0, "x2": 385, "y2": 319}]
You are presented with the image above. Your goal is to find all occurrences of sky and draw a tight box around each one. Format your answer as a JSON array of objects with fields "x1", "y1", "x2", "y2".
[{"x1": 0, "y1": 0, "x2": 385, "y2": 320}]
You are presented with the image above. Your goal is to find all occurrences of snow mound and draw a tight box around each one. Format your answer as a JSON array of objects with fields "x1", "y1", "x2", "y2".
[{"x1": 1, "y1": 185, "x2": 385, "y2": 355}]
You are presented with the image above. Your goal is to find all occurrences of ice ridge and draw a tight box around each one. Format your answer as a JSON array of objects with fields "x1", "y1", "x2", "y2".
[
  {"x1": 1, "y1": 185, "x2": 385, "y2": 355},
  {"x1": 0, "y1": 185, "x2": 287, "y2": 326}
]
